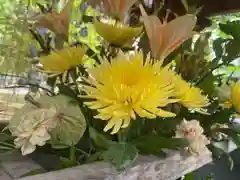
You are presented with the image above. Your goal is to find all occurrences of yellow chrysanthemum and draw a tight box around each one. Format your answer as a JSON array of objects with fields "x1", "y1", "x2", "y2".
[
  {"x1": 39, "y1": 46, "x2": 87, "y2": 75},
  {"x1": 94, "y1": 19, "x2": 142, "y2": 48},
  {"x1": 231, "y1": 81, "x2": 240, "y2": 113},
  {"x1": 81, "y1": 51, "x2": 178, "y2": 134},
  {"x1": 172, "y1": 74, "x2": 209, "y2": 108}
]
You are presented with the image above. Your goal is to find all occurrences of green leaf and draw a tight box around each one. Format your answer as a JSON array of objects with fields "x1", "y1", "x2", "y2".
[
  {"x1": 184, "y1": 172, "x2": 194, "y2": 180},
  {"x1": 50, "y1": 142, "x2": 69, "y2": 149},
  {"x1": 102, "y1": 142, "x2": 138, "y2": 170},
  {"x1": 227, "y1": 154, "x2": 234, "y2": 171},
  {"x1": 85, "y1": 151, "x2": 103, "y2": 163},
  {"x1": 0, "y1": 132, "x2": 14, "y2": 141},
  {"x1": 212, "y1": 38, "x2": 225, "y2": 58},
  {"x1": 20, "y1": 169, "x2": 43, "y2": 178},
  {"x1": 218, "y1": 128, "x2": 240, "y2": 147},
  {"x1": 197, "y1": 73, "x2": 217, "y2": 95},
  {"x1": 132, "y1": 134, "x2": 189, "y2": 156},
  {"x1": 219, "y1": 21, "x2": 240, "y2": 40},
  {"x1": 50, "y1": 95, "x2": 87, "y2": 148},
  {"x1": 58, "y1": 156, "x2": 78, "y2": 169},
  {"x1": 211, "y1": 141, "x2": 230, "y2": 154},
  {"x1": 208, "y1": 143, "x2": 225, "y2": 160},
  {"x1": 223, "y1": 39, "x2": 240, "y2": 63},
  {"x1": 204, "y1": 173, "x2": 215, "y2": 180},
  {"x1": 181, "y1": 0, "x2": 189, "y2": 12},
  {"x1": 89, "y1": 127, "x2": 114, "y2": 149},
  {"x1": 0, "y1": 145, "x2": 15, "y2": 154},
  {"x1": 57, "y1": 84, "x2": 78, "y2": 100},
  {"x1": 209, "y1": 143, "x2": 234, "y2": 171},
  {"x1": 226, "y1": 65, "x2": 240, "y2": 72},
  {"x1": 210, "y1": 109, "x2": 233, "y2": 124}
]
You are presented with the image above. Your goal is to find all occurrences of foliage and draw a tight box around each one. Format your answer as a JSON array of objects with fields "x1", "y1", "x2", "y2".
[
  {"x1": 102, "y1": 142, "x2": 138, "y2": 170},
  {"x1": 1, "y1": 0, "x2": 240, "y2": 175},
  {"x1": 0, "y1": 0, "x2": 32, "y2": 74}
]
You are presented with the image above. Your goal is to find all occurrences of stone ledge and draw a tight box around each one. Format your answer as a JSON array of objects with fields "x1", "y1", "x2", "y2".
[
  {"x1": 0, "y1": 151, "x2": 44, "y2": 179},
  {"x1": 17, "y1": 162, "x2": 117, "y2": 180},
  {"x1": 16, "y1": 150, "x2": 212, "y2": 180},
  {"x1": 107, "y1": 150, "x2": 212, "y2": 180},
  {"x1": 0, "y1": 168, "x2": 12, "y2": 180}
]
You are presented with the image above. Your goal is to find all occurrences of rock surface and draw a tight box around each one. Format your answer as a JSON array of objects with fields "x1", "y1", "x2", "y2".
[
  {"x1": 15, "y1": 150, "x2": 212, "y2": 180},
  {"x1": 0, "y1": 151, "x2": 43, "y2": 180}
]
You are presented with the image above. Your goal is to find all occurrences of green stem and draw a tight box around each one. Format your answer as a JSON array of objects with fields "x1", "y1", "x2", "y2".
[
  {"x1": 117, "y1": 129, "x2": 127, "y2": 142},
  {"x1": 69, "y1": 145, "x2": 76, "y2": 162},
  {"x1": 195, "y1": 63, "x2": 223, "y2": 85},
  {"x1": 75, "y1": 147, "x2": 90, "y2": 157},
  {"x1": 0, "y1": 141, "x2": 15, "y2": 149},
  {"x1": 117, "y1": 133, "x2": 122, "y2": 142}
]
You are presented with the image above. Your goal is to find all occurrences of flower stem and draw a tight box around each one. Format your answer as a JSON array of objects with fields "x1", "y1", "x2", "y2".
[
  {"x1": 69, "y1": 145, "x2": 76, "y2": 163},
  {"x1": 117, "y1": 129, "x2": 127, "y2": 142},
  {"x1": 75, "y1": 147, "x2": 90, "y2": 157}
]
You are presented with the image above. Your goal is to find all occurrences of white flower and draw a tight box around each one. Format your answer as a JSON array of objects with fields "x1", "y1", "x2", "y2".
[
  {"x1": 176, "y1": 119, "x2": 210, "y2": 155},
  {"x1": 11, "y1": 108, "x2": 57, "y2": 155},
  {"x1": 176, "y1": 119, "x2": 203, "y2": 140},
  {"x1": 14, "y1": 126, "x2": 51, "y2": 155},
  {"x1": 188, "y1": 134, "x2": 210, "y2": 155}
]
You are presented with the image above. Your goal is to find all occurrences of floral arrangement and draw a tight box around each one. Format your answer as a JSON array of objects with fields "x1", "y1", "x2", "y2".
[{"x1": 2, "y1": 0, "x2": 240, "y2": 171}]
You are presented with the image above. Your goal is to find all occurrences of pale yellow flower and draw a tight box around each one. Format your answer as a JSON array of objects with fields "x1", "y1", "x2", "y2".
[
  {"x1": 176, "y1": 119, "x2": 210, "y2": 155},
  {"x1": 39, "y1": 46, "x2": 87, "y2": 75},
  {"x1": 231, "y1": 81, "x2": 240, "y2": 113},
  {"x1": 11, "y1": 108, "x2": 57, "y2": 155},
  {"x1": 94, "y1": 19, "x2": 142, "y2": 48},
  {"x1": 14, "y1": 126, "x2": 52, "y2": 156},
  {"x1": 188, "y1": 135, "x2": 210, "y2": 155},
  {"x1": 176, "y1": 119, "x2": 204, "y2": 140},
  {"x1": 9, "y1": 95, "x2": 87, "y2": 155},
  {"x1": 172, "y1": 74, "x2": 209, "y2": 108},
  {"x1": 81, "y1": 51, "x2": 178, "y2": 134}
]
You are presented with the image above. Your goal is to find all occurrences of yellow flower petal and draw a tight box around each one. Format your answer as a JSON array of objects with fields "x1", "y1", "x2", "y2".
[
  {"x1": 94, "y1": 20, "x2": 142, "y2": 48},
  {"x1": 231, "y1": 81, "x2": 240, "y2": 113},
  {"x1": 94, "y1": 113, "x2": 111, "y2": 120},
  {"x1": 40, "y1": 46, "x2": 87, "y2": 74},
  {"x1": 81, "y1": 51, "x2": 178, "y2": 133},
  {"x1": 121, "y1": 118, "x2": 131, "y2": 128},
  {"x1": 172, "y1": 74, "x2": 209, "y2": 108},
  {"x1": 153, "y1": 108, "x2": 176, "y2": 117},
  {"x1": 103, "y1": 118, "x2": 121, "y2": 133},
  {"x1": 111, "y1": 118, "x2": 123, "y2": 134}
]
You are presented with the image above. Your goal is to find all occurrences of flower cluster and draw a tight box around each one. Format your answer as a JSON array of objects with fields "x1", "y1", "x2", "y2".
[
  {"x1": 9, "y1": 0, "x2": 234, "y2": 162},
  {"x1": 10, "y1": 108, "x2": 58, "y2": 155},
  {"x1": 9, "y1": 95, "x2": 86, "y2": 155},
  {"x1": 176, "y1": 119, "x2": 210, "y2": 155},
  {"x1": 81, "y1": 51, "x2": 209, "y2": 134}
]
